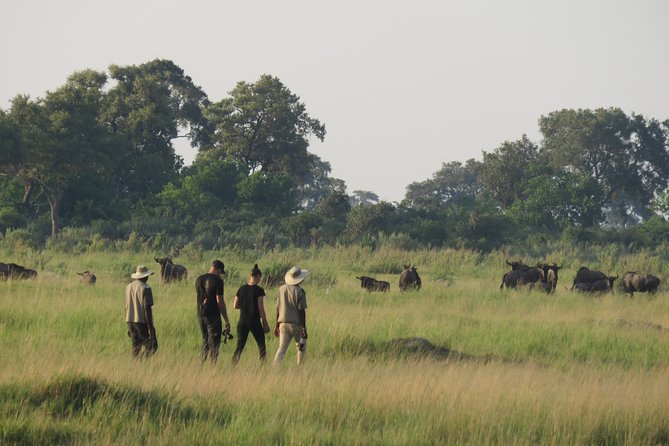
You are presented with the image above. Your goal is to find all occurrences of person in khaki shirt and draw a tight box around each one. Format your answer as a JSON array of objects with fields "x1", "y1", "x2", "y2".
[
  {"x1": 125, "y1": 265, "x2": 157, "y2": 358},
  {"x1": 273, "y1": 266, "x2": 308, "y2": 365}
]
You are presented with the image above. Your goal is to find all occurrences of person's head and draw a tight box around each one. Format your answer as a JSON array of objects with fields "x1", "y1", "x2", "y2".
[
  {"x1": 210, "y1": 260, "x2": 225, "y2": 276},
  {"x1": 284, "y1": 266, "x2": 309, "y2": 286},
  {"x1": 131, "y1": 265, "x2": 154, "y2": 282},
  {"x1": 249, "y1": 263, "x2": 262, "y2": 284}
]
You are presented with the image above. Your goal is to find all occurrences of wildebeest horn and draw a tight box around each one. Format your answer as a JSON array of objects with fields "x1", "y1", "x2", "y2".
[
  {"x1": 506, "y1": 259, "x2": 512, "y2": 266},
  {"x1": 77, "y1": 272, "x2": 83, "y2": 275},
  {"x1": 154, "y1": 256, "x2": 160, "y2": 262}
]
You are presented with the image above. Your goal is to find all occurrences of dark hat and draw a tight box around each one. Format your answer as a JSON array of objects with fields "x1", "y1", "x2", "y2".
[{"x1": 212, "y1": 260, "x2": 225, "y2": 273}]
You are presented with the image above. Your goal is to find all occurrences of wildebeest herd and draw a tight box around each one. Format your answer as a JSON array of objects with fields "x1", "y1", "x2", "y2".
[
  {"x1": 1, "y1": 255, "x2": 662, "y2": 298},
  {"x1": 499, "y1": 258, "x2": 660, "y2": 296}
]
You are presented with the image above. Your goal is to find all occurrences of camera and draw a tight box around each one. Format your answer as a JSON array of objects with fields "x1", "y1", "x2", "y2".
[{"x1": 222, "y1": 329, "x2": 234, "y2": 344}]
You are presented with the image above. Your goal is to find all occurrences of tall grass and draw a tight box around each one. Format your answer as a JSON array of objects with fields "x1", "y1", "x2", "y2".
[{"x1": 1, "y1": 245, "x2": 669, "y2": 444}]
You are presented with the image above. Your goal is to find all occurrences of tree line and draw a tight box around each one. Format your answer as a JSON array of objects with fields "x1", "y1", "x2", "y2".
[{"x1": 1, "y1": 59, "x2": 669, "y2": 252}]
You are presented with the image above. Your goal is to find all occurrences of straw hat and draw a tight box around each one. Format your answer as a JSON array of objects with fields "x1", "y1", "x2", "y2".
[
  {"x1": 131, "y1": 265, "x2": 155, "y2": 279},
  {"x1": 284, "y1": 266, "x2": 309, "y2": 285}
]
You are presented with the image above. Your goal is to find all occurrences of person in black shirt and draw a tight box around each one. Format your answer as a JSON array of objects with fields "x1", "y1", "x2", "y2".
[
  {"x1": 232, "y1": 263, "x2": 270, "y2": 363},
  {"x1": 195, "y1": 260, "x2": 230, "y2": 363}
]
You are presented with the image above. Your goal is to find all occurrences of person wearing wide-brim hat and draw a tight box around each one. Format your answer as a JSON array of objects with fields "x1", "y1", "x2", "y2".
[
  {"x1": 273, "y1": 266, "x2": 309, "y2": 365},
  {"x1": 125, "y1": 265, "x2": 158, "y2": 358}
]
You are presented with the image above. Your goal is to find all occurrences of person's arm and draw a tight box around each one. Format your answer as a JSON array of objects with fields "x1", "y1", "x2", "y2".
[
  {"x1": 274, "y1": 291, "x2": 280, "y2": 337},
  {"x1": 299, "y1": 309, "x2": 307, "y2": 338},
  {"x1": 217, "y1": 295, "x2": 230, "y2": 326},
  {"x1": 145, "y1": 305, "x2": 156, "y2": 338},
  {"x1": 258, "y1": 295, "x2": 270, "y2": 333},
  {"x1": 233, "y1": 295, "x2": 240, "y2": 309}
]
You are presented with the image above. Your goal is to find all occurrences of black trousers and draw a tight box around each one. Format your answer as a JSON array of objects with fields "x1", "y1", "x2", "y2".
[
  {"x1": 127, "y1": 322, "x2": 157, "y2": 359},
  {"x1": 232, "y1": 320, "x2": 266, "y2": 363},
  {"x1": 198, "y1": 314, "x2": 222, "y2": 363}
]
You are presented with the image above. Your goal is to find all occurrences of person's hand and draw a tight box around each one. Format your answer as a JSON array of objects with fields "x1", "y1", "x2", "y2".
[
  {"x1": 262, "y1": 320, "x2": 270, "y2": 334},
  {"x1": 273, "y1": 325, "x2": 280, "y2": 338},
  {"x1": 301, "y1": 327, "x2": 308, "y2": 339}
]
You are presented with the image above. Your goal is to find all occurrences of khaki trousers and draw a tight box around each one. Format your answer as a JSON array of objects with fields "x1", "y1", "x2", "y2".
[{"x1": 273, "y1": 323, "x2": 306, "y2": 365}]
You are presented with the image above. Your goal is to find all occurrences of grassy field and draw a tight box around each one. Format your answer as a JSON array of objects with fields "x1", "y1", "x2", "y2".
[{"x1": 1, "y1": 245, "x2": 669, "y2": 445}]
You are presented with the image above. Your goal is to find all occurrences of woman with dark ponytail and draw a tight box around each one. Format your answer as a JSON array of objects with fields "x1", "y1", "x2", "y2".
[{"x1": 232, "y1": 263, "x2": 270, "y2": 363}]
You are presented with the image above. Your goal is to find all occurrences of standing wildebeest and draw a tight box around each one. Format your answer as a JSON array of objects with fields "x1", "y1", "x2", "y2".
[
  {"x1": 356, "y1": 276, "x2": 390, "y2": 292},
  {"x1": 154, "y1": 256, "x2": 188, "y2": 283},
  {"x1": 537, "y1": 262, "x2": 562, "y2": 292},
  {"x1": 571, "y1": 267, "x2": 608, "y2": 290},
  {"x1": 77, "y1": 271, "x2": 97, "y2": 285},
  {"x1": 619, "y1": 272, "x2": 660, "y2": 297},
  {"x1": 399, "y1": 265, "x2": 422, "y2": 291},
  {"x1": 0, "y1": 262, "x2": 37, "y2": 280}
]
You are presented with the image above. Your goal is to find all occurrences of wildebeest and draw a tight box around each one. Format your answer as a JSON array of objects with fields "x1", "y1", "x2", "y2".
[
  {"x1": 0, "y1": 262, "x2": 37, "y2": 280},
  {"x1": 573, "y1": 275, "x2": 618, "y2": 293},
  {"x1": 399, "y1": 265, "x2": 422, "y2": 291},
  {"x1": 77, "y1": 271, "x2": 97, "y2": 285},
  {"x1": 356, "y1": 276, "x2": 390, "y2": 292},
  {"x1": 154, "y1": 256, "x2": 188, "y2": 283},
  {"x1": 537, "y1": 262, "x2": 562, "y2": 292},
  {"x1": 571, "y1": 267, "x2": 608, "y2": 290},
  {"x1": 500, "y1": 259, "x2": 544, "y2": 289},
  {"x1": 619, "y1": 272, "x2": 660, "y2": 297}
]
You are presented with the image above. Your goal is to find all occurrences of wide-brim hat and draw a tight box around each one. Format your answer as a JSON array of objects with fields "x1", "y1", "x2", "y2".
[
  {"x1": 285, "y1": 266, "x2": 309, "y2": 285},
  {"x1": 131, "y1": 265, "x2": 155, "y2": 279}
]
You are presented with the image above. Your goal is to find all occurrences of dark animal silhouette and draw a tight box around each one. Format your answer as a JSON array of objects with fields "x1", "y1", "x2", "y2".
[
  {"x1": 537, "y1": 262, "x2": 562, "y2": 292},
  {"x1": 500, "y1": 259, "x2": 544, "y2": 289},
  {"x1": 0, "y1": 262, "x2": 37, "y2": 280},
  {"x1": 619, "y1": 272, "x2": 660, "y2": 297},
  {"x1": 571, "y1": 267, "x2": 608, "y2": 290},
  {"x1": 154, "y1": 256, "x2": 188, "y2": 283},
  {"x1": 574, "y1": 275, "x2": 618, "y2": 293},
  {"x1": 356, "y1": 276, "x2": 390, "y2": 292},
  {"x1": 77, "y1": 271, "x2": 97, "y2": 285},
  {"x1": 399, "y1": 265, "x2": 422, "y2": 291}
]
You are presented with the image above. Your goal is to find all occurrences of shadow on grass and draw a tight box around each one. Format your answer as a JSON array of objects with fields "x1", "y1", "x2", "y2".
[{"x1": 329, "y1": 336, "x2": 489, "y2": 363}]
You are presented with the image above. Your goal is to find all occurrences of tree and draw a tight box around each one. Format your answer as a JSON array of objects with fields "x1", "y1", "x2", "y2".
[
  {"x1": 7, "y1": 70, "x2": 111, "y2": 238},
  {"x1": 350, "y1": 190, "x2": 380, "y2": 207},
  {"x1": 103, "y1": 59, "x2": 209, "y2": 201},
  {"x1": 297, "y1": 154, "x2": 346, "y2": 210},
  {"x1": 508, "y1": 169, "x2": 605, "y2": 231},
  {"x1": 202, "y1": 74, "x2": 326, "y2": 182},
  {"x1": 479, "y1": 135, "x2": 540, "y2": 208},
  {"x1": 346, "y1": 202, "x2": 396, "y2": 240},
  {"x1": 540, "y1": 108, "x2": 669, "y2": 225},
  {"x1": 404, "y1": 159, "x2": 482, "y2": 211}
]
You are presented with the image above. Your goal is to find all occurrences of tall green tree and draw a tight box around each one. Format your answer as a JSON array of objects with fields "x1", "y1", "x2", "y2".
[
  {"x1": 540, "y1": 108, "x2": 669, "y2": 224},
  {"x1": 479, "y1": 135, "x2": 540, "y2": 209},
  {"x1": 202, "y1": 75, "x2": 326, "y2": 182},
  {"x1": 404, "y1": 159, "x2": 482, "y2": 211},
  {"x1": 103, "y1": 59, "x2": 209, "y2": 201}
]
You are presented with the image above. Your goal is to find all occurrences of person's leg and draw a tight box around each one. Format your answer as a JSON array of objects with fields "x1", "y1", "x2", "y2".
[
  {"x1": 232, "y1": 322, "x2": 250, "y2": 364},
  {"x1": 134, "y1": 323, "x2": 152, "y2": 359},
  {"x1": 198, "y1": 315, "x2": 209, "y2": 362},
  {"x1": 128, "y1": 323, "x2": 142, "y2": 358},
  {"x1": 273, "y1": 323, "x2": 294, "y2": 365},
  {"x1": 207, "y1": 317, "x2": 222, "y2": 363},
  {"x1": 249, "y1": 322, "x2": 267, "y2": 361}
]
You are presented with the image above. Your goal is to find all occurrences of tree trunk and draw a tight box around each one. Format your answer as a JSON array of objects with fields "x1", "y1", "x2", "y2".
[
  {"x1": 49, "y1": 196, "x2": 61, "y2": 239},
  {"x1": 22, "y1": 180, "x2": 34, "y2": 215}
]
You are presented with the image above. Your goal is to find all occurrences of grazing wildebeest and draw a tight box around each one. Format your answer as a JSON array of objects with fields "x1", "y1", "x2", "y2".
[
  {"x1": 154, "y1": 256, "x2": 188, "y2": 283},
  {"x1": 574, "y1": 275, "x2": 618, "y2": 293},
  {"x1": 619, "y1": 272, "x2": 660, "y2": 297},
  {"x1": 77, "y1": 271, "x2": 97, "y2": 285},
  {"x1": 399, "y1": 265, "x2": 422, "y2": 291},
  {"x1": 571, "y1": 267, "x2": 608, "y2": 290},
  {"x1": 500, "y1": 259, "x2": 544, "y2": 289},
  {"x1": 0, "y1": 262, "x2": 37, "y2": 280},
  {"x1": 356, "y1": 276, "x2": 390, "y2": 292}
]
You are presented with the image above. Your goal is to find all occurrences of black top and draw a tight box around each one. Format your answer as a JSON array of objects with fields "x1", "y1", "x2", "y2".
[
  {"x1": 195, "y1": 273, "x2": 224, "y2": 317},
  {"x1": 235, "y1": 284, "x2": 266, "y2": 324}
]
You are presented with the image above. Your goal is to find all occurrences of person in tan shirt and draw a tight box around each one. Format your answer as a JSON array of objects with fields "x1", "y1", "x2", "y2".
[
  {"x1": 273, "y1": 266, "x2": 308, "y2": 365},
  {"x1": 125, "y1": 265, "x2": 157, "y2": 358}
]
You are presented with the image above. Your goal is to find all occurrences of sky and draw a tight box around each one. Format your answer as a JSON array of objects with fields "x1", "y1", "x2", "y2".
[{"x1": 1, "y1": 0, "x2": 668, "y2": 202}]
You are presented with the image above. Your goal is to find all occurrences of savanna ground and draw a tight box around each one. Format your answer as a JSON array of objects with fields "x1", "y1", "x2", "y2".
[{"x1": 1, "y1": 243, "x2": 669, "y2": 445}]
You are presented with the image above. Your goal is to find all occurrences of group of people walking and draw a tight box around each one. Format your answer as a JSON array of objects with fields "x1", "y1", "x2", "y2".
[{"x1": 124, "y1": 261, "x2": 309, "y2": 365}]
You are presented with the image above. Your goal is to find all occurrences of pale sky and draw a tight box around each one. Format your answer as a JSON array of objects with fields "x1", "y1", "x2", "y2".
[{"x1": 1, "y1": 0, "x2": 668, "y2": 202}]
